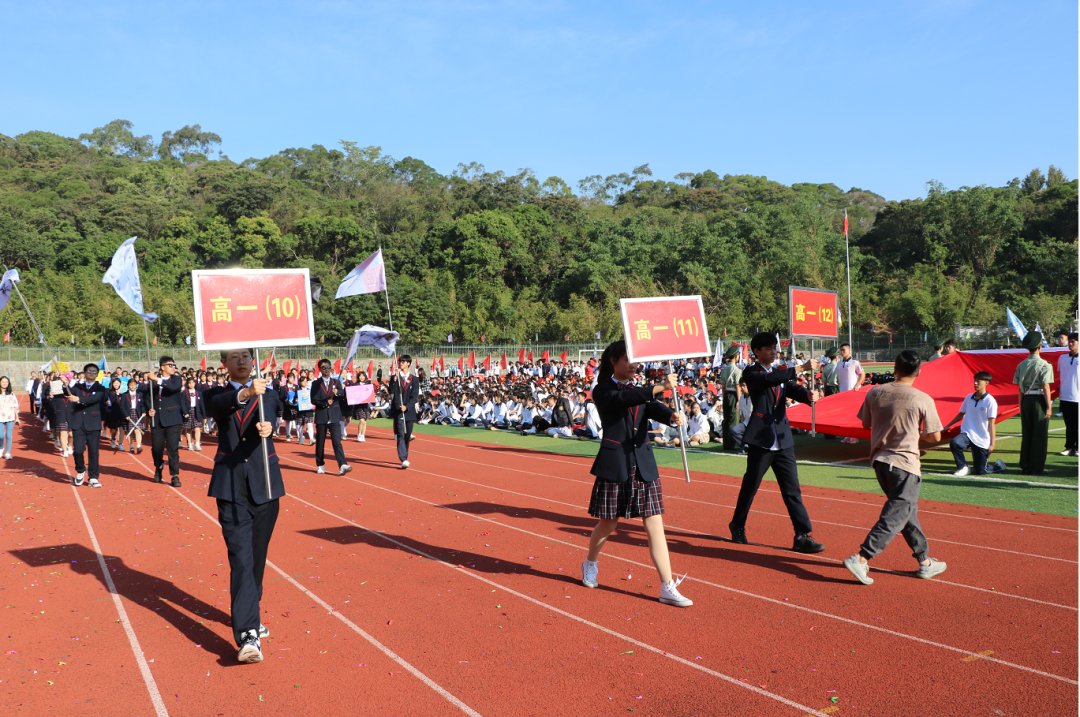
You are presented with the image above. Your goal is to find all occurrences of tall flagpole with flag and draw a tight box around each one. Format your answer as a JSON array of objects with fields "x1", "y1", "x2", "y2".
[
  {"x1": 844, "y1": 208, "x2": 853, "y2": 348},
  {"x1": 2, "y1": 265, "x2": 58, "y2": 366},
  {"x1": 102, "y1": 237, "x2": 159, "y2": 424}
]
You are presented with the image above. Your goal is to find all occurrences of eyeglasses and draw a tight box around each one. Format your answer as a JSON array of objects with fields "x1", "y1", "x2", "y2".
[{"x1": 163, "y1": 363, "x2": 176, "y2": 368}]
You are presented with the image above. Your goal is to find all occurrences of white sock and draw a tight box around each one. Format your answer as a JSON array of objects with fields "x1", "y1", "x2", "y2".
[{"x1": 585, "y1": 559, "x2": 597, "y2": 567}]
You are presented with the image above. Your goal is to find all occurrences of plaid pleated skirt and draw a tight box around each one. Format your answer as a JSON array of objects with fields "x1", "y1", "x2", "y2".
[
  {"x1": 588, "y1": 467, "x2": 664, "y2": 520},
  {"x1": 182, "y1": 414, "x2": 200, "y2": 430}
]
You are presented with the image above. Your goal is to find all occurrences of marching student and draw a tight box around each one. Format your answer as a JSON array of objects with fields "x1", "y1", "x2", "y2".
[
  {"x1": 0, "y1": 376, "x2": 19, "y2": 460},
  {"x1": 205, "y1": 347, "x2": 285, "y2": 664},
  {"x1": 351, "y1": 371, "x2": 372, "y2": 442},
  {"x1": 582, "y1": 340, "x2": 692, "y2": 607},
  {"x1": 122, "y1": 377, "x2": 147, "y2": 454},
  {"x1": 843, "y1": 350, "x2": 947, "y2": 585},
  {"x1": 68, "y1": 363, "x2": 109, "y2": 488},
  {"x1": 181, "y1": 377, "x2": 206, "y2": 451},
  {"x1": 1057, "y1": 333, "x2": 1078, "y2": 457},
  {"x1": 311, "y1": 359, "x2": 351, "y2": 475},
  {"x1": 727, "y1": 332, "x2": 825, "y2": 554},
  {"x1": 1013, "y1": 331, "x2": 1054, "y2": 475},
  {"x1": 942, "y1": 371, "x2": 1005, "y2": 476},
  {"x1": 141, "y1": 356, "x2": 184, "y2": 487},
  {"x1": 104, "y1": 378, "x2": 128, "y2": 449},
  {"x1": 835, "y1": 343, "x2": 864, "y2": 444},
  {"x1": 295, "y1": 376, "x2": 315, "y2": 444},
  {"x1": 388, "y1": 354, "x2": 420, "y2": 469},
  {"x1": 718, "y1": 346, "x2": 742, "y2": 451}
]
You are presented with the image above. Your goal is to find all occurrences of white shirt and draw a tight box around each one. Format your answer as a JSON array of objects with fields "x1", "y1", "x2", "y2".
[
  {"x1": 959, "y1": 392, "x2": 998, "y2": 449},
  {"x1": 1057, "y1": 352, "x2": 1079, "y2": 403},
  {"x1": 584, "y1": 402, "x2": 602, "y2": 437},
  {"x1": 687, "y1": 413, "x2": 709, "y2": 436},
  {"x1": 836, "y1": 357, "x2": 863, "y2": 392}
]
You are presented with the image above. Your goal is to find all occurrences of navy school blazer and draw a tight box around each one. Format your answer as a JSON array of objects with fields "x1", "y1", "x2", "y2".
[
  {"x1": 205, "y1": 384, "x2": 284, "y2": 505},
  {"x1": 589, "y1": 381, "x2": 675, "y2": 484}
]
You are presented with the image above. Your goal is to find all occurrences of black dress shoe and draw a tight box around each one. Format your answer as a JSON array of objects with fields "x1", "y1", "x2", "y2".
[
  {"x1": 728, "y1": 523, "x2": 748, "y2": 544},
  {"x1": 153, "y1": 467, "x2": 163, "y2": 483},
  {"x1": 793, "y1": 533, "x2": 826, "y2": 554},
  {"x1": 170, "y1": 476, "x2": 182, "y2": 488}
]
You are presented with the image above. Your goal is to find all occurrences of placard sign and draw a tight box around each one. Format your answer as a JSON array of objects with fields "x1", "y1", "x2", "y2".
[
  {"x1": 788, "y1": 286, "x2": 840, "y2": 340},
  {"x1": 620, "y1": 296, "x2": 712, "y2": 363},
  {"x1": 193, "y1": 269, "x2": 316, "y2": 351},
  {"x1": 346, "y1": 384, "x2": 375, "y2": 405}
]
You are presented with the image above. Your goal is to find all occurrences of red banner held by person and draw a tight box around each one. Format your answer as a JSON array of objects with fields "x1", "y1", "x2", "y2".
[
  {"x1": 517, "y1": 348, "x2": 525, "y2": 364},
  {"x1": 193, "y1": 269, "x2": 316, "y2": 350},
  {"x1": 620, "y1": 295, "x2": 712, "y2": 363},
  {"x1": 788, "y1": 286, "x2": 840, "y2": 340}
]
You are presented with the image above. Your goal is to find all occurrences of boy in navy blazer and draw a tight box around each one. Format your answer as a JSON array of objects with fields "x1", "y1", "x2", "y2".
[
  {"x1": 388, "y1": 354, "x2": 420, "y2": 468},
  {"x1": 728, "y1": 333, "x2": 825, "y2": 554},
  {"x1": 140, "y1": 355, "x2": 185, "y2": 487},
  {"x1": 310, "y1": 359, "x2": 352, "y2": 475},
  {"x1": 206, "y1": 347, "x2": 284, "y2": 664},
  {"x1": 68, "y1": 364, "x2": 109, "y2": 488}
]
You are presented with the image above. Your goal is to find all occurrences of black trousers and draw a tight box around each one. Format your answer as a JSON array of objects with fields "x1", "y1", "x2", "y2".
[
  {"x1": 151, "y1": 423, "x2": 182, "y2": 477},
  {"x1": 394, "y1": 415, "x2": 414, "y2": 462},
  {"x1": 1062, "y1": 400, "x2": 1078, "y2": 452},
  {"x1": 731, "y1": 444, "x2": 813, "y2": 536},
  {"x1": 72, "y1": 428, "x2": 101, "y2": 480},
  {"x1": 315, "y1": 422, "x2": 346, "y2": 467},
  {"x1": 217, "y1": 477, "x2": 279, "y2": 645}
]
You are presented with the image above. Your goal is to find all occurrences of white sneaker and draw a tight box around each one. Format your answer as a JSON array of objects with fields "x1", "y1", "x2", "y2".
[
  {"x1": 195, "y1": 443, "x2": 201, "y2": 451},
  {"x1": 3, "y1": 453, "x2": 10, "y2": 460},
  {"x1": 258, "y1": 623, "x2": 270, "y2": 639},
  {"x1": 952, "y1": 465, "x2": 970, "y2": 477},
  {"x1": 88, "y1": 478, "x2": 102, "y2": 488},
  {"x1": 73, "y1": 472, "x2": 86, "y2": 487},
  {"x1": 110, "y1": 440, "x2": 116, "y2": 449},
  {"x1": 358, "y1": 435, "x2": 366, "y2": 442},
  {"x1": 1059, "y1": 449, "x2": 1076, "y2": 457},
  {"x1": 401, "y1": 460, "x2": 410, "y2": 469},
  {"x1": 316, "y1": 466, "x2": 325, "y2": 474},
  {"x1": 581, "y1": 560, "x2": 598, "y2": 588},
  {"x1": 339, "y1": 465, "x2": 353, "y2": 475},
  {"x1": 286, "y1": 436, "x2": 293, "y2": 442},
  {"x1": 843, "y1": 554, "x2": 874, "y2": 585},
  {"x1": 659, "y1": 575, "x2": 693, "y2": 607},
  {"x1": 237, "y1": 630, "x2": 262, "y2": 663}
]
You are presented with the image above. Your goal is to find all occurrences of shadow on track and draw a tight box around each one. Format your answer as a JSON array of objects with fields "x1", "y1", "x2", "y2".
[{"x1": 11, "y1": 543, "x2": 239, "y2": 663}]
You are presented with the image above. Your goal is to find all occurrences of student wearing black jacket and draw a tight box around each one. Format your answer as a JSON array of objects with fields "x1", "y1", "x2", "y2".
[
  {"x1": 68, "y1": 364, "x2": 109, "y2": 488},
  {"x1": 206, "y1": 347, "x2": 285, "y2": 664},
  {"x1": 310, "y1": 359, "x2": 351, "y2": 475},
  {"x1": 388, "y1": 355, "x2": 420, "y2": 469},
  {"x1": 181, "y1": 377, "x2": 206, "y2": 451},
  {"x1": 727, "y1": 333, "x2": 825, "y2": 554},
  {"x1": 140, "y1": 356, "x2": 184, "y2": 487},
  {"x1": 581, "y1": 340, "x2": 693, "y2": 608}
]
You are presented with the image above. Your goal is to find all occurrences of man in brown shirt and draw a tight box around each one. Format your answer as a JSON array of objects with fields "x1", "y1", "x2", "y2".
[{"x1": 844, "y1": 350, "x2": 947, "y2": 585}]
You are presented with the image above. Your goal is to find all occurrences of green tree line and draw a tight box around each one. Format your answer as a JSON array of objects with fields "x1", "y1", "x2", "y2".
[{"x1": 0, "y1": 121, "x2": 1075, "y2": 346}]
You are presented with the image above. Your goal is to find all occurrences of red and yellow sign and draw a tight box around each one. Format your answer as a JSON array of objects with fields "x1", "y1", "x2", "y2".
[
  {"x1": 193, "y1": 269, "x2": 316, "y2": 350},
  {"x1": 789, "y1": 286, "x2": 839, "y2": 340},
  {"x1": 620, "y1": 296, "x2": 712, "y2": 363}
]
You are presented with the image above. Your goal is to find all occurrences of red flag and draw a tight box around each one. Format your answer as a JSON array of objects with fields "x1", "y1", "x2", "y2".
[
  {"x1": 843, "y1": 210, "x2": 849, "y2": 236},
  {"x1": 559, "y1": 350, "x2": 567, "y2": 364},
  {"x1": 200, "y1": 355, "x2": 207, "y2": 372},
  {"x1": 334, "y1": 358, "x2": 342, "y2": 374},
  {"x1": 564, "y1": 334, "x2": 569, "y2": 341},
  {"x1": 723, "y1": 328, "x2": 727, "y2": 337},
  {"x1": 431, "y1": 356, "x2": 437, "y2": 372},
  {"x1": 153, "y1": 335, "x2": 157, "y2": 346},
  {"x1": 527, "y1": 350, "x2": 533, "y2": 363},
  {"x1": 517, "y1": 348, "x2": 525, "y2": 364},
  {"x1": 439, "y1": 355, "x2": 445, "y2": 372},
  {"x1": 481, "y1": 334, "x2": 485, "y2": 343},
  {"x1": 889, "y1": 333, "x2": 893, "y2": 344},
  {"x1": 367, "y1": 360, "x2": 375, "y2": 379},
  {"x1": 500, "y1": 352, "x2": 507, "y2": 369},
  {"x1": 483, "y1": 355, "x2": 491, "y2": 371},
  {"x1": 541, "y1": 350, "x2": 549, "y2": 362},
  {"x1": 260, "y1": 354, "x2": 270, "y2": 370},
  {"x1": 346, "y1": 359, "x2": 354, "y2": 375},
  {"x1": 2, "y1": 333, "x2": 8, "y2": 342},
  {"x1": 457, "y1": 355, "x2": 464, "y2": 372},
  {"x1": 467, "y1": 351, "x2": 476, "y2": 369},
  {"x1": 283, "y1": 359, "x2": 293, "y2": 375},
  {"x1": 270, "y1": 351, "x2": 278, "y2": 371}
]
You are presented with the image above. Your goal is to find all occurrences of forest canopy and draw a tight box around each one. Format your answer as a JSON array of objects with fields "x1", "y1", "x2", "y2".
[{"x1": 0, "y1": 121, "x2": 1075, "y2": 346}]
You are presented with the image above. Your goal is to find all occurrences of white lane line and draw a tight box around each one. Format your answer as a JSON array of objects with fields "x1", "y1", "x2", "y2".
[
  {"x1": 310, "y1": 469, "x2": 1077, "y2": 686},
  {"x1": 371, "y1": 429, "x2": 1079, "y2": 531},
  {"x1": 283, "y1": 492, "x2": 834, "y2": 717},
  {"x1": 172, "y1": 452, "x2": 483, "y2": 717},
  {"x1": 55, "y1": 457, "x2": 169, "y2": 717},
  {"x1": 377, "y1": 442, "x2": 1078, "y2": 564},
  {"x1": 323, "y1": 447, "x2": 1078, "y2": 610}
]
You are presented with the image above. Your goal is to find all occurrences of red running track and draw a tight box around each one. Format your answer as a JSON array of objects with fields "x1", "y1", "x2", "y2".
[{"x1": 2, "y1": 397, "x2": 1076, "y2": 716}]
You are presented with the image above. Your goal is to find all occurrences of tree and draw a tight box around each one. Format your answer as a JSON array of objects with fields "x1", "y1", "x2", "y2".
[
  {"x1": 157, "y1": 124, "x2": 222, "y2": 161},
  {"x1": 79, "y1": 120, "x2": 155, "y2": 159}
]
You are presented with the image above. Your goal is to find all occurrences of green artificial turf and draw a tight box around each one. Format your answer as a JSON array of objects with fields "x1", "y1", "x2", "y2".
[{"x1": 364, "y1": 403, "x2": 1079, "y2": 518}]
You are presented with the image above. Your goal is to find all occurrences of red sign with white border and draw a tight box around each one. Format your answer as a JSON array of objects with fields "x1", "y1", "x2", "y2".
[
  {"x1": 789, "y1": 286, "x2": 839, "y2": 340},
  {"x1": 193, "y1": 269, "x2": 316, "y2": 351},
  {"x1": 620, "y1": 296, "x2": 712, "y2": 363}
]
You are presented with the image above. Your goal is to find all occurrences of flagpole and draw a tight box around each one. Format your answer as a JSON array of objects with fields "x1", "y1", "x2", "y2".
[
  {"x1": 3, "y1": 264, "x2": 55, "y2": 363},
  {"x1": 142, "y1": 319, "x2": 156, "y2": 427},
  {"x1": 252, "y1": 348, "x2": 273, "y2": 499},
  {"x1": 844, "y1": 208, "x2": 853, "y2": 348},
  {"x1": 667, "y1": 360, "x2": 691, "y2": 483}
]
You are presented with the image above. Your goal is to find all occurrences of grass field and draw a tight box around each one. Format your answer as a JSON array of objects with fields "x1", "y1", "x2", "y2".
[{"x1": 365, "y1": 405, "x2": 1078, "y2": 517}]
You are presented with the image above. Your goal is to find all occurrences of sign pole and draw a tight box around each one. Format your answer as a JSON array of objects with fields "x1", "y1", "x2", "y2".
[
  {"x1": 810, "y1": 338, "x2": 816, "y2": 436},
  {"x1": 668, "y1": 360, "x2": 692, "y2": 483},
  {"x1": 252, "y1": 348, "x2": 273, "y2": 499},
  {"x1": 142, "y1": 320, "x2": 156, "y2": 428}
]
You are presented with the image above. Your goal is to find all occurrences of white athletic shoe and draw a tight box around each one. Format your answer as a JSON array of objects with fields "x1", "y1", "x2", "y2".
[
  {"x1": 581, "y1": 560, "x2": 598, "y2": 588},
  {"x1": 358, "y1": 435, "x2": 366, "y2": 442},
  {"x1": 237, "y1": 630, "x2": 262, "y2": 663},
  {"x1": 110, "y1": 440, "x2": 116, "y2": 449},
  {"x1": 195, "y1": 443, "x2": 201, "y2": 452},
  {"x1": 316, "y1": 466, "x2": 325, "y2": 474},
  {"x1": 3, "y1": 453, "x2": 10, "y2": 460},
  {"x1": 401, "y1": 460, "x2": 410, "y2": 469},
  {"x1": 339, "y1": 465, "x2": 353, "y2": 475},
  {"x1": 73, "y1": 472, "x2": 86, "y2": 487},
  {"x1": 258, "y1": 624, "x2": 270, "y2": 639},
  {"x1": 659, "y1": 575, "x2": 693, "y2": 607},
  {"x1": 1059, "y1": 449, "x2": 1077, "y2": 457},
  {"x1": 88, "y1": 478, "x2": 102, "y2": 488},
  {"x1": 952, "y1": 466, "x2": 970, "y2": 477},
  {"x1": 843, "y1": 554, "x2": 874, "y2": 585}
]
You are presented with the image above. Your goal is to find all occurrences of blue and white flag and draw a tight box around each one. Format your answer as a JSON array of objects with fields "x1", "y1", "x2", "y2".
[
  {"x1": 1033, "y1": 321, "x2": 1049, "y2": 347},
  {"x1": 711, "y1": 337, "x2": 724, "y2": 368},
  {"x1": 185, "y1": 335, "x2": 192, "y2": 345},
  {"x1": 1006, "y1": 308, "x2": 1027, "y2": 340},
  {"x1": 595, "y1": 331, "x2": 601, "y2": 340},
  {"x1": 0, "y1": 268, "x2": 19, "y2": 312},
  {"x1": 335, "y1": 249, "x2": 387, "y2": 299},
  {"x1": 344, "y1": 324, "x2": 400, "y2": 362},
  {"x1": 102, "y1": 237, "x2": 157, "y2": 322},
  {"x1": 97, "y1": 355, "x2": 109, "y2": 373},
  {"x1": 118, "y1": 336, "x2": 124, "y2": 346}
]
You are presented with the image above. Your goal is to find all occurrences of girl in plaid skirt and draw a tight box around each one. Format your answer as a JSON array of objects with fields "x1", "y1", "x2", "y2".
[{"x1": 583, "y1": 340, "x2": 692, "y2": 607}]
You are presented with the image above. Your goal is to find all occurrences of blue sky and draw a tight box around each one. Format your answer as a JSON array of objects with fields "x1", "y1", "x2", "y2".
[{"x1": 2, "y1": 1, "x2": 1075, "y2": 200}]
